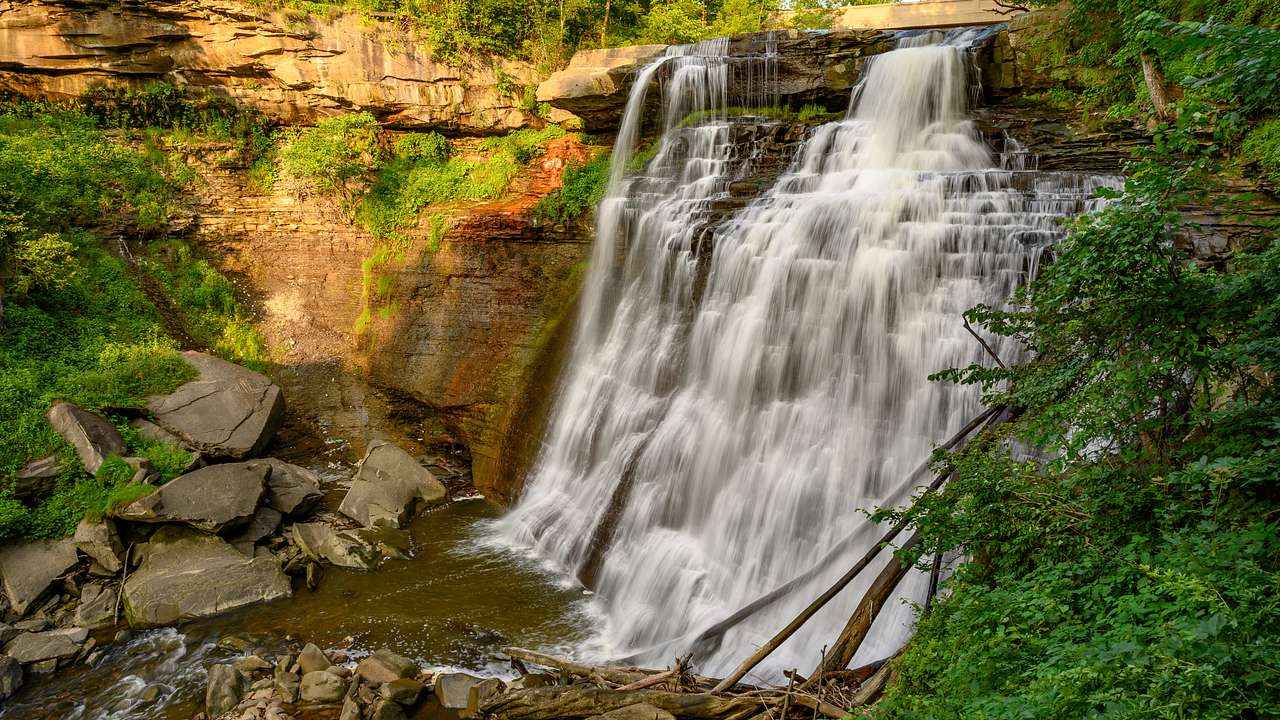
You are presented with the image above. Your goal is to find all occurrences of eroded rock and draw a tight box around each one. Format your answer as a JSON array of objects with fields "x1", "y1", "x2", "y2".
[
  {"x1": 74, "y1": 582, "x2": 117, "y2": 629},
  {"x1": 146, "y1": 352, "x2": 284, "y2": 460},
  {"x1": 114, "y1": 462, "x2": 268, "y2": 533},
  {"x1": 298, "y1": 643, "x2": 331, "y2": 674},
  {"x1": 14, "y1": 455, "x2": 61, "y2": 501},
  {"x1": 290, "y1": 522, "x2": 379, "y2": 570},
  {"x1": 0, "y1": 655, "x2": 21, "y2": 701},
  {"x1": 46, "y1": 401, "x2": 126, "y2": 475},
  {"x1": 300, "y1": 669, "x2": 347, "y2": 703},
  {"x1": 261, "y1": 458, "x2": 323, "y2": 517},
  {"x1": 207, "y1": 663, "x2": 245, "y2": 718},
  {"x1": 123, "y1": 527, "x2": 291, "y2": 627},
  {"x1": 0, "y1": 538, "x2": 78, "y2": 616},
  {"x1": 73, "y1": 518, "x2": 124, "y2": 574},
  {"x1": 339, "y1": 441, "x2": 446, "y2": 529},
  {"x1": 229, "y1": 506, "x2": 283, "y2": 554},
  {"x1": 435, "y1": 673, "x2": 504, "y2": 710},
  {"x1": 4, "y1": 628, "x2": 83, "y2": 664},
  {"x1": 356, "y1": 649, "x2": 418, "y2": 685}
]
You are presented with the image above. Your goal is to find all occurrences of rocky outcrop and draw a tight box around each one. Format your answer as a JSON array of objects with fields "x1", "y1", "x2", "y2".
[
  {"x1": 537, "y1": 29, "x2": 895, "y2": 130},
  {"x1": 260, "y1": 458, "x2": 323, "y2": 517},
  {"x1": 123, "y1": 527, "x2": 291, "y2": 626},
  {"x1": 0, "y1": 0, "x2": 546, "y2": 133},
  {"x1": 45, "y1": 402, "x2": 126, "y2": 475},
  {"x1": 114, "y1": 461, "x2": 268, "y2": 533},
  {"x1": 73, "y1": 518, "x2": 124, "y2": 573},
  {"x1": 339, "y1": 441, "x2": 446, "y2": 529},
  {"x1": 146, "y1": 351, "x2": 284, "y2": 460},
  {"x1": 0, "y1": 538, "x2": 78, "y2": 616}
]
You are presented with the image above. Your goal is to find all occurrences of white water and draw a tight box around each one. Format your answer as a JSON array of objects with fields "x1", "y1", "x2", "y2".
[{"x1": 500, "y1": 30, "x2": 1114, "y2": 681}]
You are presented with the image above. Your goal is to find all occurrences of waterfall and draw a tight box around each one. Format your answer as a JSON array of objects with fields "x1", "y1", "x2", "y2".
[{"x1": 498, "y1": 30, "x2": 1115, "y2": 681}]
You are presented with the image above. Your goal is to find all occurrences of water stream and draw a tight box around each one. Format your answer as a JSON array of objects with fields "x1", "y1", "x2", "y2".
[{"x1": 499, "y1": 29, "x2": 1116, "y2": 681}]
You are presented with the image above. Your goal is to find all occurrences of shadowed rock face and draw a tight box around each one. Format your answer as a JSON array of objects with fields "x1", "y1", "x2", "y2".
[{"x1": 0, "y1": 0, "x2": 543, "y2": 132}]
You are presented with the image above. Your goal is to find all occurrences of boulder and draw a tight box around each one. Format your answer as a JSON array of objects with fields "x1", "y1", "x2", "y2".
[
  {"x1": 356, "y1": 649, "x2": 418, "y2": 685},
  {"x1": 45, "y1": 401, "x2": 126, "y2": 475},
  {"x1": 372, "y1": 700, "x2": 408, "y2": 720},
  {"x1": 300, "y1": 669, "x2": 347, "y2": 703},
  {"x1": 234, "y1": 654, "x2": 273, "y2": 673},
  {"x1": 206, "y1": 664, "x2": 245, "y2": 718},
  {"x1": 290, "y1": 523, "x2": 380, "y2": 570},
  {"x1": 114, "y1": 462, "x2": 269, "y2": 534},
  {"x1": 340, "y1": 696, "x2": 361, "y2": 720},
  {"x1": 0, "y1": 655, "x2": 21, "y2": 701},
  {"x1": 261, "y1": 458, "x2": 323, "y2": 517},
  {"x1": 339, "y1": 441, "x2": 446, "y2": 529},
  {"x1": 0, "y1": 538, "x2": 78, "y2": 616},
  {"x1": 0, "y1": 624, "x2": 17, "y2": 646},
  {"x1": 381, "y1": 677, "x2": 424, "y2": 705},
  {"x1": 73, "y1": 518, "x2": 124, "y2": 573},
  {"x1": 123, "y1": 527, "x2": 291, "y2": 627},
  {"x1": 5, "y1": 629, "x2": 83, "y2": 663},
  {"x1": 297, "y1": 643, "x2": 331, "y2": 674},
  {"x1": 146, "y1": 351, "x2": 285, "y2": 460},
  {"x1": 74, "y1": 582, "x2": 117, "y2": 629},
  {"x1": 228, "y1": 506, "x2": 283, "y2": 554},
  {"x1": 14, "y1": 455, "x2": 61, "y2": 501},
  {"x1": 434, "y1": 673, "x2": 504, "y2": 710}
]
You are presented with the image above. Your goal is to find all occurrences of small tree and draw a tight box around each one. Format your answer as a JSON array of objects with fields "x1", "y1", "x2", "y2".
[{"x1": 0, "y1": 210, "x2": 79, "y2": 332}]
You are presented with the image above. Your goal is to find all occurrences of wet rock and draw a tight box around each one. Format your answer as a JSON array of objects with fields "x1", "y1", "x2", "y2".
[
  {"x1": 0, "y1": 624, "x2": 16, "y2": 645},
  {"x1": 434, "y1": 673, "x2": 503, "y2": 710},
  {"x1": 340, "y1": 696, "x2": 361, "y2": 720},
  {"x1": 11, "y1": 619, "x2": 48, "y2": 633},
  {"x1": 300, "y1": 669, "x2": 347, "y2": 703},
  {"x1": 46, "y1": 401, "x2": 126, "y2": 475},
  {"x1": 339, "y1": 441, "x2": 447, "y2": 529},
  {"x1": 74, "y1": 518, "x2": 125, "y2": 574},
  {"x1": 290, "y1": 523, "x2": 379, "y2": 570},
  {"x1": 207, "y1": 664, "x2": 245, "y2": 718},
  {"x1": 274, "y1": 669, "x2": 301, "y2": 704},
  {"x1": 235, "y1": 655, "x2": 274, "y2": 673},
  {"x1": 146, "y1": 351, "x2": 285, "y2": 460},
  {"x1": 260, "y1": 459, "x2": 324, "y2": 517},
  {"x1": 4, "y1": 628, "x2": 83, "y2": 663},
  {"x1": 114, "y1": 462, "x2": 269, "y2": 534},
  {"x1": 297, "y1": 643, "x2": 331, "y2": 674},
  {"x1": 381, "y1": 677, "x2": 424, "y2": 705},
  {"x1": 31, "y1": 658, "x2": 57, "y2": 674},
  {"x1": 595, "y1": 703, "x2": 677, "y2": 720},
  {"x1": 356, "y1": 649, "x2": 419, "y2": 685},
  {"x1": 0, "y1": 538, "x2": 79, "y2": 616},
  {"x1": 0, "y1": 655, "x2": 22, "y2": 700},
  {"x1": 74, "y1": 582, "x2": 117, "y2": 629},
  {"x1": 141, "y1": 683, "x2": 163, "y2": 702},
  {"x1": 14, "y1": 455, "x2": 61, "y2": 501},
  {"x1": 372, "y1": 700, "x2": 408, "y2": 720},
  {"x1": 229, "y1": 506, "x2": 283, "y2": 554},
  {"x1": 123, "y1": 527, "x2": 291, "y2": 627}
]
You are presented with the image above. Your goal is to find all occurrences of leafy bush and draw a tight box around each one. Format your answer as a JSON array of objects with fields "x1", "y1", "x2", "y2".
[
  {"x1": 278, "y1": 112, "x2": 381, "y2": 195},
  {"x1": 534, "y1": 151, "x2": 610, "y2": 223},
  {"x1": 1240, "y1": 118, "x2": 1280, "y2": 186},
  {"x1": 394, "y1": 132, "x2": 452, "y2": 164}
]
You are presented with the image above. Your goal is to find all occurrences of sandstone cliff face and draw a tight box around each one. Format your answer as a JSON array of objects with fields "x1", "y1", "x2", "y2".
[
  {"x1": 180, "y1": 140, "x2": 593, "y2": 500},
  {"x1": 0, "y1": 0, "x2": 543, "y2": 132}
]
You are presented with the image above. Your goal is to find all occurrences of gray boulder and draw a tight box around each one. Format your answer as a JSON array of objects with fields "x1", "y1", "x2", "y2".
[
  {"x1": 206, "y1": 663, "x2": 245, "y2": 718},
  {"x1": 146, "y1": 351, "x2": 285, "y2": 460},
  {"x1": 123, "y1": 527, "x2": 291, "y2": 627},
  {"x1": 0, "y1": 655, "x2": 21, "y2": 701},
  {"x1": 356, "y1": 648, "x2": 418, "y2": 685},
  {"x1": 229, "y1": 506, "x2": 282, "y2": 555},
  {"x1": 5, "y1": 628, "x2": 83, "y2": 663},
  {"x1": 114, "y1": 462, "x2": 268, "y2": 534},
  {"x1": 339, "y1": 441, "x2": 446, "y2": 529},
  {"x1": 74, "y1": 582, "x2": 117, "y2": 629},
  {"x1": 46, "y1": 401, "x2": 126, "y2": 475},
  {"x1": 0, "y1": 538, "x2": 78, "y2": 616},
  {"x1": 261, "y1": 459, "x2": 323, "y2": 517},
  {"x1": 300, "y1": 669, "x2": 347, "y2": 703},
  {"x1": 290, "y1": 523, "x2": 380, "y2": 570},
  {"x1": 14, "y1": 455, "x2": 61, "y2": 501},
  {"x1": 73, "y1": 518, "x2": 124, "y2": 573},
  {"x1": 381, "y1": 677, "x2": 424, "y2": 705},
  {"x1": 434, "y1": 673, "x2": 503, "y2": 710},
  {"x1": 298, "y1": 642, "x2": 331, "y2": 674},
  {"x1": 372, "y1": 700, "x2": 408, "y2": 720}
]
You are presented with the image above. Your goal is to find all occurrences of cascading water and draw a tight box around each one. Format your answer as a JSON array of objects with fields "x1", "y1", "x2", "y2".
[{"x1": 499, "y1": 29, "x2": 1116, "y2": 681}]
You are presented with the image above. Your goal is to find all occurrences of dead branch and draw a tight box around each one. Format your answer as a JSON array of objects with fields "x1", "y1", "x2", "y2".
[
  {"x1": 618, "y1": 669, "x2": 677, "y2": 691},
  {"x1": 988, "y1": 0, "x2": 1029, "y2": 15},
  {"x1": 848, "y1": 659, "x2": 895, "y2": 708},
  {"x1": 504, "y1": 647, "x2": 652, "y2": 686},
  {"x1": 963, "y1": 317, "x2": 1007, "y2": 369}
]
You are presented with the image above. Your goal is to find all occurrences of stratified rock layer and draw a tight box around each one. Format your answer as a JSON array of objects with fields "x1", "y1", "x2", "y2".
[{"x1": 0, "y1": 0, "x2": 543, "y2": 132}]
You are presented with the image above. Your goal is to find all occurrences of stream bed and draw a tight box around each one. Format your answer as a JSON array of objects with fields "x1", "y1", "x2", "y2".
[{"x1": 0, "y1": 499, "x2": 597, "y2": 720}]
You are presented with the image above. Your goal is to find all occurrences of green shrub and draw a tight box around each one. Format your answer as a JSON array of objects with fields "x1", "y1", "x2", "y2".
[
  {"x1": 278, "y1": 112, "x2": 381, "y2": 195},
  {"x1": 1240, "y1": 118, "x2": 1280, "y2": 186},
  {"x1": 394, "y1": 132, "x2": 452, "y2": 164},
  {"x1": 534, "y1": 151, "x2": 610, "y2": 223}
]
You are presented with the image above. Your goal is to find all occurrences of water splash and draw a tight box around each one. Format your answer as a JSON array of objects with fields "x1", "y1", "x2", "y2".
[{"x1": 500, "y1": 31, "x2": 1117, "y2": 680}]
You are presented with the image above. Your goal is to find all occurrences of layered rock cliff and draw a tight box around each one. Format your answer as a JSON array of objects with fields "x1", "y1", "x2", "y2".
[{"x1": 0, "y1": 0, "x2": 545, "y2": 132}]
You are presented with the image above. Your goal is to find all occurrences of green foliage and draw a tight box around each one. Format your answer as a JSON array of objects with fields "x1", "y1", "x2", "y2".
[
  {"x1": 534, "y1": 151, "x2": 610, "y2": 223},
  {"x1": 874, "y1": 103, "x2": 1280, "y2": 720},
  {"x1": 141, "y1": 240, "x2": 269, "y2": 369},
  {"x1": 1240, "y1": 118, "x2": 1280, "y2": 186},
  {"x1": 278, "y1": 112, "x2": 381, "y2": 195},
  {"x1": 394, "y1": 132, "x2": 452, "y2": 164}
]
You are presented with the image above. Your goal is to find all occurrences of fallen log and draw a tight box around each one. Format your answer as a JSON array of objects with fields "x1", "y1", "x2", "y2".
[
  {"x1": 480, "y1": 686, "x2": 769, "y2": 720},
  {"x1": 618, "y1": 669, "x2": 677, "y2": 691},
  {"x1": 806, "y1": 532, "x2": 920, "y2": 684},
  {"x1": 504, "y1": 647, "x2": 652, "y2": 686},
  {"x1": 848, "y1": 659, "x2": 894, "y2": 708}
]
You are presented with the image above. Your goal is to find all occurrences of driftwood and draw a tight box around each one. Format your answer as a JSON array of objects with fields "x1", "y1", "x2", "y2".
[
  {"x1": 504, "y1": 647, "x2": 654, "y2": 686},
  {"x1": 806, "y1": 532, "x2": 921, "y2": 683},
  {"x1": 481, "y1": 686, "x2": 768, "y2": 720},
  {"x1": 848, "y1": 658, "x2": 895, "y2": 708}
]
